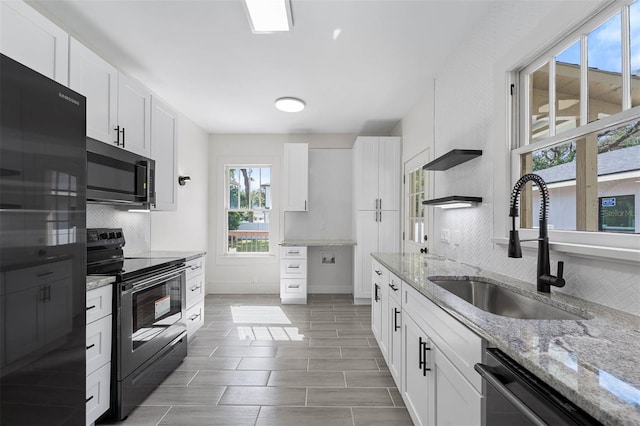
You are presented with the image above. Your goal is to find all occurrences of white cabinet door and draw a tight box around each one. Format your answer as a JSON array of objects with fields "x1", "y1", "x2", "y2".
[
  {"x1": 402, "y1": 313, "x2": 433, "y2": 426},
  {"x1": 379, "y1": 210, "x2": 400, "y2": 253},
  {"x1": 353, "y1": 137, "x2": 379, "y2": 211},
  {"x1": 433, "y1": 345, "x2": 482, "y2": 426},
  {"x1": 355, "y1": 210, "x2": 378, "y2": 299},
  {"x1": 69, "y1": 38, "x2": 118, "y2": 145},
  {"x1": 378, "y1": 137, "x2": 402, "y2": 211},
  {"x1": 118, "y1": 73, "x2": 151, "y2": 157},
  {"x1": 388, "y1": 297, "x2": 402, "y2": 387},
  {"x1": 283, "y1": 143, "x2": 309, "y2": 211},
  {"x1": 371, "y1": 265, "x2": 388, "y2": 357},
  {"x1": 1, "y1": 1, "x2": 68, "y2": 85},
  {"x1": 151, "y1": 96, "x2": 178, "y2": 210}
]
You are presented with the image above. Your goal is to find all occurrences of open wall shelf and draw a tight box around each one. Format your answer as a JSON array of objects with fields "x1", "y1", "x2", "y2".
[{"x1": 422, "y1": 149, "x2": 482, "y2": 171}]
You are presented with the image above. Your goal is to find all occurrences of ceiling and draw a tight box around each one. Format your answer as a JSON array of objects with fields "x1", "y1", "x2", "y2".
[{"x1": 30, "y1": 0, "x2": 493, "y2": 135}]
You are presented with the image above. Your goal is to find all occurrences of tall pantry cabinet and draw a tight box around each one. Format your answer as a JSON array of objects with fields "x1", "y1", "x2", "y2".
[{"x1": 352, "y1": 136, "x2": 401, "y2": 304}]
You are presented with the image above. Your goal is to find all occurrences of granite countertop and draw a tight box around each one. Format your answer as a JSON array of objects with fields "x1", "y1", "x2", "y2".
[
  {"x1": 280, "y1": 239, "x2": 356, "y2": 247},
  {"x1": 86, "y1": 275, "x2": 115, "y2": 291},
  {"x1": 372, "y1": 253, "x2": 640, "y2": 426},
  {"x1": 128, "y1": 250, "x2": 206, "y2": 261}
]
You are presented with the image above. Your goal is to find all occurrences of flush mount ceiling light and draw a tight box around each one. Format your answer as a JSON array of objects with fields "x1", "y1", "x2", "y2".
[
  {"x1": 275, "y1": 97, "x2": 305, "y2": 112},
  {"x1": 244, "y1": 0, "x2": 293, "y2": 33}
]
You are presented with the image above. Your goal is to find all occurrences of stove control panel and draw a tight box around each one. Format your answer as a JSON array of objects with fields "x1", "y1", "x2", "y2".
[{"x1": 87, "y1": 228, "x2": 125, "y2": 248}]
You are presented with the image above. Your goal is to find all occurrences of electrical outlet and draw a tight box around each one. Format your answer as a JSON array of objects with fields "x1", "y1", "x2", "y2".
[{"x1": 440, "y1": 229, "x2": 451, "y2": 243}]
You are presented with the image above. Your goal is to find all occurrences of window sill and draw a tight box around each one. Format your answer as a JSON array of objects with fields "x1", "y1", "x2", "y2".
[{"x1": 491, "y1": 237, "x2": 640, "y2": 264}]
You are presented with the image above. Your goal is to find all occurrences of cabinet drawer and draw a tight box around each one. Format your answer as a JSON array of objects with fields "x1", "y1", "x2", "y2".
[
  {"x1": 86, "y1": 284, "x2": 113, "y2": 324},
  {"x1": 280, "y1": 260, "x2": 307, "y2": 278},
  {"x1": 186, "y1": 300, "x2": 204, "y2": 337},
  {"x1": 186, "y1": 257, "x2": 205, "y2": 281},
  {"x1": 3, "y1": 260, "x2": 72, "y2": 295},
  {"x1": 388, "y1": 272, "x2": 401, "y2": 304},
  {"x1": 281, "y1": 278, "x2": 307, "y2": 296},
  {"x1": 186, "y1": 273, "x2": 205, "y2": 308},
  {"x1": 86, "y1": 315, "x2": 112, "y2": 376},
  {"x1": 403, "y1": 283, "x2": 483, "y2": 392},
  {"x1": 86, "y1": 362, "x2": 110, "y2": 426},
  {"x1": 280, "y1": 246, "x2": 306, "y2": 259}
]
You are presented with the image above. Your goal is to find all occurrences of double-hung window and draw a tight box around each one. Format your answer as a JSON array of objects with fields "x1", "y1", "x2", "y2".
[
  {"x1": 513, "y1": 0, "x2": 640, "y2": 256},
  {"x1": 225, "y1": 165, "x2": 272, "y2": 254}
]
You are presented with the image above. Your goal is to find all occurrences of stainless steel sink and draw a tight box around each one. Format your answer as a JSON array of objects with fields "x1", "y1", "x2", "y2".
[{"x1": 430, "y1": 278, "x2": 588, "y2": 320}]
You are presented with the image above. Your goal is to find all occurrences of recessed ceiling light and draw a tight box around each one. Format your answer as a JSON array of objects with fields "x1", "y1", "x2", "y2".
[
  {"x1": 244, "y1": 0, "x2": 293, "y2": 33},
  {"x1": 275, "y1": 97, "x2": 305, "y2": 112}
]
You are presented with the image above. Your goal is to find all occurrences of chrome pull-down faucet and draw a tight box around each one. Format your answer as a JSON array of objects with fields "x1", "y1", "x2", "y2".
[{"x1": 508, "y1": 173, "x2": 565, "y2": 293}]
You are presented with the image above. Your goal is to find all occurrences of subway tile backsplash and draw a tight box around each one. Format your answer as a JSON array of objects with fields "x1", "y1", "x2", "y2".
[{"x1": 87, "y1": 204, "x2": 150, "y2": 256}]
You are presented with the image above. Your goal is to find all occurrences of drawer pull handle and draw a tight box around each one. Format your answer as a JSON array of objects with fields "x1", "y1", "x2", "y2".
[
  {"x1": 288, "y1": 265, "x2": 300, "y2": 269},
  {"x1": 394, "y1": 308, "x2": 401, "y2": 331},
  {"x1": 418, "y1": 337, "x2": 431, "y2": 376},
  {"x1": 374, "y1": 284, "x2": 380, "y2": 302},
  {"x1": 190, "y1": 285, "x2": 201, "y2": 291},
  {"x1": 86, "y1": 344, "x2": 95, "y2": 350},
  {"x1": 389, "y1": 283, "x2": 398, "y2": 292},
  {"x1": 37, "y1": 271, "x2": 54, "y2": 277},
  {"x1": 86, "y1": 395, "x2": 94, "y2": 403},
  {"x1": 189, "y1": 313, "x2": 201, "y2": 321},
  {"x1": 375, "y1": 269, "x2": 382, "y2": 276},
  {"x1": 288, "y1": 250, "x2": 300, "y2": 255},
  {"x1": 190, "y1": 264, "x2": 202, "y2": 270},
  {"x1": 86, "y1": 305, "x2": 96, "y2": 311},
  {"x1": 288, "y1": 284, "x2": 300, "y2": 289}
]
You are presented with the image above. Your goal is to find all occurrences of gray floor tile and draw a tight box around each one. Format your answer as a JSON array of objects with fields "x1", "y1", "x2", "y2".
[
  {"x1": 189, "y1": 370, "x2": 270, "y2": 386},
  {"x1": 345, "y1": 371, "x2": 396, "y2": 387},
  {"x1": 256, "y1": 407, "x2": 353, "y2": 426},
  {"x1": 276, "y1": 346, "x2": 341, "y2": 358},
  {"x1": 267, "y1": 371, "x2": 345, "y2": 387},
  {"x1": 190, "y1": 337, "x2": 253, "y2": 347},
  {"x1": 340, "y1": 347, "x2": 384, "y2": 358},
  {"x1": 159, "y1": 370, "x2": 198, "y2": 386},
  {"x1": 219, "y1": 386, "x2": 306, "y2": 406},
  {"x1": 213, "y1": 346, "x2": 278, "y2": 357},
  {"x1": 186, "y1": 346, "x2": 217, "y2": 357},
  {"x1": 389, "y1": 387, "x2": 405, "y2": 407},
  {"x1": 310, "y1": 337, "x2": 370, "y2": 347},
  {"x1": 337, "y1": 329, "x2": 375, "y2": 337},
  {"x1": 307, "y1": 387, "x2": 394, "y2": 407},
  {"x1": 237, "y1": 357, "x2": 309, "y2": 370},
  {"x1": 117, "y1": 406, "x2": 170, "y2": 425},
  {"x1": 175, "y1": 357, "x2": 241, "y2": 371},
  {"x1": 310, "y1": 321, "x2": 365, "y2": 330},
  {"x1": 308, "y1": 358, "x2": 379, "y2": 371},
  {"x1": 352, "y1": 407, "x2": 414, "y2": 425},
  {"x1": 159, "y1": 406, "x2": 260, "y2": 425},
  {"x1": 249, "y1": 340, "x2": 311, "y2": 347},
  {"x1": 140, "y1": 386, "x2": 226, "y2": 406}
]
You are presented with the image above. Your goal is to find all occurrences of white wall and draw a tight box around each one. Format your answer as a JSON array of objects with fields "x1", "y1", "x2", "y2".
[
  {"x1": 151, "y1": 113, "x2": 209, "y2": 251},
  {"x1": 207, "y1": 134, "x2": 356, "y2": 294},
  {"x1": 398, "y1": 1, "x2": 640, "y2": 316}
]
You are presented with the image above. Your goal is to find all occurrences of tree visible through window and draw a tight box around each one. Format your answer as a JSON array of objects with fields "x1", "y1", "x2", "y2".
[{"x1": 226, "y1": 166, "x2": 271, "y2": 253}]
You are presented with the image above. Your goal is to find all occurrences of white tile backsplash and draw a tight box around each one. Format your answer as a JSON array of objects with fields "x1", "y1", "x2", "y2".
[{"x1": 87, "y1": 204, "x2": 150, "y2": 255}]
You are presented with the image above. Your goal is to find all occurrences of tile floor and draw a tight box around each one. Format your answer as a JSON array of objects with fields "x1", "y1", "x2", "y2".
[{"x1": 116, "y1": 294, "x2": 413, "y2": 425}]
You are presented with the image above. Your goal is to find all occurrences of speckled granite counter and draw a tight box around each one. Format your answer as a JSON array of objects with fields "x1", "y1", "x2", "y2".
[
  {"x1": 372, "y1": 253, "x2": 640, "y2": 426},
  {"x1": 280, "y1": 239, "x2": 356, "y2": 246},
  {"x1": 86, "y1": 275, "x2": 115, "y2": 291},
  {"x1": 128, "y1": 251, "x2": 206, "y2": 261}
]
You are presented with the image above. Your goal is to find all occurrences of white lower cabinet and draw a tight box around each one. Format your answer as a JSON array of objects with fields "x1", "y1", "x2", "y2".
[
  {"x1": 372, "y1": 259, "x2": 483, "y2": 426},
  {"x1": 280, "y1": 246, "x2": 307, "y2": 304},
  {"x1": 86, "y1": 284, "x2": 112, "y2": 425},
  {"x1": 185, "y1": 256, "x2": 206, "y2": 337}
]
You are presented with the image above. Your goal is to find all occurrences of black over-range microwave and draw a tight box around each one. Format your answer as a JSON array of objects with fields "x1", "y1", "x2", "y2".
[{"x1": 87, "y1": 137, "x2": 156, "y2": 208}]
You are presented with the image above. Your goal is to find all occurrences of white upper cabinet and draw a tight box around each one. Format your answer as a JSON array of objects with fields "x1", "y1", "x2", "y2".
[
  {"x1": 69, "y1": 38, "x2": 118, "y2": 144},
  {"x1": 283, "y1": 143, "x2": 309, "y2": 211},
  {"x1": 353, "y1": 136, "x2": 401, "y2": 211},
  {"x1": 118, "y1": 74, "x2": 151, "y2": 157},
  {"x1": 151, "y1": 96, "x2": 178, "y2": 211},
  {"x1": 1, "y1": 1, "x2": 69, "y2": 85}
]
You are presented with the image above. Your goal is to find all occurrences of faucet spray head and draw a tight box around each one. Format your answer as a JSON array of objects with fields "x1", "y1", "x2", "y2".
[{"x1": 508, "y1": 230, "x2": 522, "y2": 258}]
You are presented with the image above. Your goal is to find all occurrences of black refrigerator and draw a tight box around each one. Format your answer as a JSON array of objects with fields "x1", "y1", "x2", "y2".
[{"x1": 0, "y1": 54, "x2": 87, "y2": 425}]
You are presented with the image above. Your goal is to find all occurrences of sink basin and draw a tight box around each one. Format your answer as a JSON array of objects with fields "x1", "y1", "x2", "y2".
[{"x1": 430, "y1": 278, "x2": 588, "y2": 320}]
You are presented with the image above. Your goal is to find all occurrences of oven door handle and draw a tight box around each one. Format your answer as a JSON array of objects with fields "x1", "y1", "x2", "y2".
[
  {"x1": 474, "y1": 363, "x2": 547, "y2": 426},
  {"x1": 122, "y1": 266, "x2": 187, "y2": 293}
]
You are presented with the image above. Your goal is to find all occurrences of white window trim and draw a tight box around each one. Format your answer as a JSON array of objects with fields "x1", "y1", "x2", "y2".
[
  {"x1": 495, "y1": 0, "x2": 640, "y2": 264},
  {"x1": 216, "y1": 156, "x2": 280, "y2": 265}
]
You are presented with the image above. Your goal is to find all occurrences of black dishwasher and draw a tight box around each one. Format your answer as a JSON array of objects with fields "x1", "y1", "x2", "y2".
[{"x1": 475, "y1": 348, "x2": 602, "y2": 426}]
